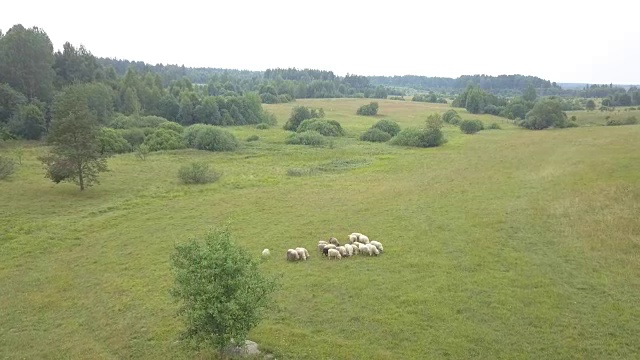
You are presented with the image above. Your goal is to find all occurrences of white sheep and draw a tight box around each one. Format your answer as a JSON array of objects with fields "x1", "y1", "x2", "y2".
[
  {"x1": 358, "y1": 243, "x2": 369, "y2": 256},
  {"x1": 261, "y1": 249, "x2": 271, "y2": 258},
  {"x1": 337, "y1": 246, "x2": 347, "y2": 257},
  {"x1": 370, "y1": 241, "x2": 383, "y2": 252},
  {"x1": 329, "y1": 237, "x2": 340, "y2": 246},
  {"x1": 318, "y1": 243, "x2": 327, "y2": 253},
  {"x1": 368, "y1": 244, "x2": 380, "y2": 256},
  {"x1": 359, "y1": 235, "x2": 370, "y2": 244},
  {"x1": 344, "y1": 244, "x2": 354, "y2": 256},
  {"x1": 352, "y1": 244, "x2": 360, "y2": 255},
  {"x1": 348, "y1": 234, "x2": 358, "y2": 243},
  {"x1": 286, "y1": 249, "x2": 300, "y2": 261},
  {"x1": 328, "y1": 248, "x2": 342, "y2": 260},
  {"x1": 295, "y1": 247, "x2": 309, "y2": 261},
  {"x1": 318, "y1": 240, "x2": 328, "y2": 245},
  {"x1": 325, "y1": 244, "x2": 337, "y2": 250}
]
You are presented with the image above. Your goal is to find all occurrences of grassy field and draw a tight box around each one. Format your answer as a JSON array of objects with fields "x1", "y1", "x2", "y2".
[
  {"x1": 1, "y1": 99, "x2": 639, "y2": 359},
  {"x1": 568, "y1": 107, "x2": 640, "y2": 126}
]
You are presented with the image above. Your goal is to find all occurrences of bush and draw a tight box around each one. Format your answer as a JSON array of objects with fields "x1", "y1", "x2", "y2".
[
  {"x1": 390, "y1": 127, "x2": 445, "y2": 148},
  {"x1": 0, "y1": 156, "x2": 16, "y2": 180},
  {"x1": 135, "y1": 144, "x2": 150, "y2": 160},
  {"x1": 158, "y1": 121, "x2": 183, "y2": 133},
  {"x1": 360, "y1": 128, "x2": 392, "y2": 142},
  {"x1": 520, "y1": 98, "x2": 567, "y2": 130},
  {"x1": 192, "y1": 126, "x2": 239, "y2": 152},
  {"x1": 98, "y1": 128, "x2": 131, "y2": 154},
  {"x1": 566, "y1": 121, "x2": 579, "y2": 128},
  {"x1": 442, "y1": 110, "x2": 459, "y2": 124},
  {"x1": 256, "y1": 123, "x2": 270, "y2": 130},
  {"x1": 260, "y1": 112, "x2": 278, "y2": 126},
  {"x1": 606, "y1": 116, "x2": 639, "y2": 126},
  {"x1": 177, "y1": 162, "x2": 221, "y2": 184},
  {"x1": 137, "y1": 115, "x2": 169, "y2": 128},
  {"x1": 182, "y1": 124, "x2": 209, "y2": 148},
  {"x1": 356, "y1": 102, "x2": 379, "y2": 116},
  {"x1": 487, "y1": 122, "x2": 502, "y2": 130},
  {"x1": 372, "y1": 119, "x2": 401, "y2": 136},
  {"x1": 143, "y1": 128, "x2": 186, "y2": 151},
  {"x1": 118, "y1": 128, "x2": 146, "y2": 148},
  {"x1": 297, "y1": 118, "x2": 344, "y2": 137},
  {"x1": 460, "y1": 119, "x2": 484, "y2": 134},
  {"x1": 170, "y1": 225, "x2": 276, "y2": 353},
  {"x1": 283, "y1": 106, "x2": 323, "y2": 131},
  {"x1": 246, "y1": 135, "x2": 259, "y2": 142},
  {"x1": 285, "y1": 130, "x2": 327, "y2": 146}
]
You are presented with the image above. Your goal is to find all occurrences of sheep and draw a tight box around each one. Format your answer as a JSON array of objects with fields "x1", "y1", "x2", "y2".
[
  {"x1": 370, "y1": 241, "x2": 383, "y2": 252},
  {"x1": 295, "y1": 247, "x2": 309, "y2": 261},
  {"x1": 348, "y1": 234, "x2": 358, "y2": 243},
  {"x1": 329, "y1": 237, "x2": 340, "y2": 246},
  {"x1": 344, "y1": 244, "x2": 354, "y2": 257},
  {"x1": 358, "y1": 243, "x2": 369, "y2": 256},
  {"x1": 261, "y1": 249, "x2": 271, "y2": 258},
  {"x1": 318, "y1": 243, "x2": 327, "y2": 253},
  {"x1": 328, "y1": 248, "x2": 342, "y2": 260},
  {"x1": 324, "y1": 244, "x2": 337, "y2": 250},
  {"x1": 359, "y1": 235, "x2": 370, "y2": 244},
  {"x1": 318, "y1": 240, "x2": 328, "y2": 245},
  {"x1": 337, "y1": 246, "x2": 347, "y2": 257},
  {"x1": 368, "y1": 244, "x2": 380, "y2": 256},
  {"x1": 286, "y1": 249, "x2": 300, "y2": 261},
  {"x1": 323, "y1": 247, "x2": 330, "y2": 256},
  {"x1": 352, "y1": 241, "x2": 362, "y2": 248},
  {"x1": 352, "y1": 244, "x2": 360, "y2": 255}
]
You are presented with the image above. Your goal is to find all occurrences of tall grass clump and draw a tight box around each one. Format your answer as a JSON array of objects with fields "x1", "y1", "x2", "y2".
[
  {"x1": 285, "y1": 131, "x2": 327, "y2": 146},
  {"x1": 177, "y1": 162, "x2": 221, "y2": 184},
  {"x1": 0, "y1": 156, "x2": 16, "y2": 180}
]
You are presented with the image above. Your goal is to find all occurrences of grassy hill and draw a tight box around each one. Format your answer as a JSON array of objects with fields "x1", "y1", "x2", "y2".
[{"x1": 1, "y1": 99, "x2": 639, "y2": 359}]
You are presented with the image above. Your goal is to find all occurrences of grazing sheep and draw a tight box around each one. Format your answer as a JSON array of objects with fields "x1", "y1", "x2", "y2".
[
  {"x1": 351, "y1": 232, "x2": 362, "y2": 239},
  {"x1": 325, "y1": 244, "x2": 337, "y2": 250},
  {"x1": 328, "y1": 248, "x2": 342, "y2": 260},
  {"x1": 358, "y1": 243, "x2": 369, "y2": 256},
  {"x1": 370, "y1": 241, "x2": 383, "y2": 252},
  {"x1": 329, "y1": 237, "x2": 340, "y2": 246},
  {"x1": 344, "y1": 244, "x2": 354, "y2": 256},
  {"x1": 318, "y1": 243, "x2": 327, "y2": 252},
  {"x1": 318, "y1": 240, "x2": 328, "y2": 245},
  {"x1": 368, "y1": 244, "x2": 380, "y2": 256},
  {"x1": 352, "y1": 241, "x2": 362, "y2": 248},
  {"x1": 359, "y1": 235, "x2": 370, "y2": 244},
  {"x1": 337, "y1": 246, "x2": 347, "y2": 257},
  {"x1": 287, "y1": 249, "x2": 300, "y2": 261},
  {"x1": 261, "y1": 249, "x2": 270, "y2": 258},
  {"x1": 352, "y1": 244, "x2": 360, "y2": 255},
  {"x1": 295, "y1": 247, "x2": 309, "y2": 261},
  {"x1": 348, "y1": 234, "x2": 358, "y2": 243},
  {"x1": 323, "y1": 247, "x2": 330, "y2": 256}
]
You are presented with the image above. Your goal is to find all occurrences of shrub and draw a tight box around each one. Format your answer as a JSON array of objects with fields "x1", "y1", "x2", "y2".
[
  {"x1": 483, "y1": 104, "x2": 501, "y2": 115},
  {"x1": 98, "y1": 128, "x2": 131, "y2": 154},
  {"x1": 487, "y1": 122, "x2": 501, "y2": 130},
  {"x1": 520, "y1": 98, "x2": 567, "y2": 130},
  {"x1": 192, "y1": 126, "x2": 239, "y2": 152},
  {"x1": 356, "y1": 102, "x2": 379, "y2": 116},
  {"x1": 143, "y1": 128, "x2": 186, "y2": 151},
  {"x1": 283, "y1": 106, "x2": 323, "y2": 131},
  {"x1": 460, "y1": 119, "x2": 484, "y2": 134},
  {"x1": 297, "y1": 118, "x2": 344, "y2": 137},
  {"x1": 246, "y1": 135, "x2": 259, "y2": 142},
  {"x1": 606, "y1": 116, "x2": 639, "y2": 126},
  {"x1": 0, "y1": 156, "x2": 16, "y2": 180},
  {"x1": 137, "y1": 115, "x2": 169, "y2": 128},
  {"x1": 285, "y1": 130, "x2": 327, "y2": 146},
  {"x1": 159, "y1": 121, "x2": 183, "y2": 133},
  {"x1": 260, "y1": 111, "x2": 278, "y2": 126},
  {"x1": 177, "y1": 162, "x2": 221, "y2": 184},
  {"x1": 566, "y1": 121, "x2": 579, "y2": 128},
  {"x1": 256, "y1": 123, "x2": 270, "y2": 130},
  {"x1": 360, "y1": 128, "x2": 392, "y2": 142},
  {"x1": 135, "y1": 144, "x2": 150, "y2": 160},
  {"x1": 390, "y1": 127, "x2": 445, "y2": 148},
  {"x1": 389, "y1": 96, "x2": 405, "y2": 101},
  {"x1": 372, "y1": 119, "x2": 401, "y2": 136},
  {"x1": 118, "y1": 128, "x2": 146, "y2": 148},
  {"x1": 170, "y1": 225, "x2": 276, "y2": 353},
  {"x1": 183, "y1": 124, "x2": 209, "y2": 148},
  {"x1": 442, "y1": 110, "x2": 459, "y2": 124},
  {"x1": 108, "y1": 114, "x2": 135, "y2": 129}
]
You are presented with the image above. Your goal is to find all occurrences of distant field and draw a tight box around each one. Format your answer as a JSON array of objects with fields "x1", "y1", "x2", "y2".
[
  {"x1": 1, "y1": 100, "x2": 639, "y2": 359},
  {"x1": 568, "y1": 108, "x2": 640, "y2": 126}
]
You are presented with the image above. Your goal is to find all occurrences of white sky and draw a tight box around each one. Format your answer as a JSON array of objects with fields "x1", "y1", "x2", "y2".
[{"x1": 2, "y1": 0, "x2": 640, "y2": 84}]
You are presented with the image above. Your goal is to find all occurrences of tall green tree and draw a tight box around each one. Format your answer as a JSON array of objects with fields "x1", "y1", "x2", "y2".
[
  {"x1": 0, "y1": 83, "x2": 27, "y2": 123},
  {"x1": 40, "y1": 86, "x2": 108, "y2": 190},
  {"x1": 8, "y1": 103, "x2": 46, "y2": 139},
  {"x1": 520, "y1": 98, "x2": 567, "y2": 130},
  {"x1": 522, "y1": 84, "x2": 538, "y2": 102},
  {"x1": 122, "y1": 87, "x2": 141, "y2": 116},
  {"x1": 0, "y1": 25, "x2": 55, "y2": 101},
  {"x1": 53, "y1": 42, "x2": 100, "y2": 87}
]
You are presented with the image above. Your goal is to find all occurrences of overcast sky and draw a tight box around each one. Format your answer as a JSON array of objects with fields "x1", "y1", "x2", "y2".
[{"x1": 3, "y1": 0, "x2": 639, "y2": 84}]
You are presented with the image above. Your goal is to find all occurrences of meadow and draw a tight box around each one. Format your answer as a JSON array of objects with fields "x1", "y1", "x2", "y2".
[{"x1": 1, "y1": 99, "x2": 639, "y2": 359}]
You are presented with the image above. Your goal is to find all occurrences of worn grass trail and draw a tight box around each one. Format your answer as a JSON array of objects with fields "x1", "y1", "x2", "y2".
[{"x1": 1, "y1": 100, "x2": 639, "y2": 359}]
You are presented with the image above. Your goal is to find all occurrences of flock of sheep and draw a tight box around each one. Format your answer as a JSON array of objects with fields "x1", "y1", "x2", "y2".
[{"x1": 261, "y1": 232, "x2": 384, "y2": 261}]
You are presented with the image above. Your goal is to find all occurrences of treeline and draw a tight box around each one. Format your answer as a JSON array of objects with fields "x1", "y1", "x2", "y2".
[
  {"x1": 369, "y1": 74, "x2": 560, "y2": 95},
  {"x1": 581, "y1": 84, "x2": 640, "y2": 106},
  {"x1": 0, "y1": 24, "x2": 273, "y2": 141}
]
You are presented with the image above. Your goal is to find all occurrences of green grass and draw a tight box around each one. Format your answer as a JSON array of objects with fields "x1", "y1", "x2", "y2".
[
  {"x1": 568, "y1": 108, "x2": 640, "y2": 126},
  {"x1": 1, "y1": 99, "x2": 640, "y2": 359}
]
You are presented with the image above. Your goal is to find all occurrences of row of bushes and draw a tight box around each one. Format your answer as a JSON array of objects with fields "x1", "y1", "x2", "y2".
[{"x1": 606, "y1": 116, "x2": 638, "y2": 126}]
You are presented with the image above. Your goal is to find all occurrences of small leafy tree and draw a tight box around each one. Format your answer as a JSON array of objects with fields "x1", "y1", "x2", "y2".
[
  {"x1": 356, "y1": 102, "x2": 379, "y2": 116},
  {"x1": 520, "y1": 98, "x2": 567, "y2": 130},
  {"x1": 585, "y1": 99, "x2": 596, "y2": 111},
  {"x1": 170, "y1": 224, "x2": 277, "y2": 354},
  {"x1": 135, "y1": 144, "x2": 150, "y2": 160}
]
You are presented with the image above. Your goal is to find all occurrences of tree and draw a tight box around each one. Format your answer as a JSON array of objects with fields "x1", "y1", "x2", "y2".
[
  {"x1": 520, "y1": 98, "x2": 567, "y2": 130},
  {"x1": 170, "y1": 224, "x2": 276, "y2": 354},
  {"x1": 122, "y1": 87, "x2": 141, "y2": 116},
  {"x1": 585, "y1": 99, "x2": 596, "y2": 111},
  {"x1": 0, "y1": 25, "x2": 55, "y2": 101},
  {"x1": 40, "y1": 86, "x2": 108, "y2": 190},
  {"x1": 0, "y1": 83, "x2": 27, "y2": 124},
  {"x1": 522, "y1": 84, "x2": 538, "y2": 102},
  {"x1": 8, "y1": 103, "x2": 46, "y2": 139},
  {"x1": 465, "y1": 87, "x2": 485, "y2": 114}
]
